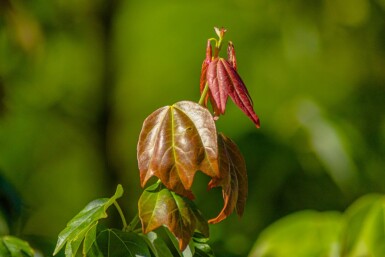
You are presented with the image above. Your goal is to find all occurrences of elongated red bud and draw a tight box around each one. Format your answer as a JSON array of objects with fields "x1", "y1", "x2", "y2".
[
  {"x1": 205, "y1": 39, "x2": 212, "y2": 64},
  {"x1": 200, "y1": 40, "x2": 213, "y2": 106},
  {"x1": 227, "y1": 41, "x2": 237, "y2": 70}
]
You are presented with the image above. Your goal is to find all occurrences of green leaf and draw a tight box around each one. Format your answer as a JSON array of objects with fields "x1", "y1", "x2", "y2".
[
  {"x1": 53, "y1": 184, "x2": 124, "y2": 257},
  {"x1": 341, "y1": 194, "x2": 385, "y2": 257},
  {"x1": 137, "y1": 101, "x2": 219, "y2": 198},
  {"x1": 248, "y1": 210, "x2": 342, "y2": 257},
  {"x1": 146, "y1": 226, "x2": 198, "y2": 257},
  {"x1": 82, "y1": 221, "x2": 98, "y2": 255},
  {"x1": 96, "y1": 228, "x2": 152, "y2": 257},
  {"x1": 0, "y1": 236, "x2": 34, "y2": 257},
  {"x1": 191, "y1": 233, "x2": 215, "y2": 257},
  {"x1": 146, "y1": 231, "x2": 175, "y2": 257},
  {"x1": 138, "y1": 183, "x2": 209, "y2": 251}
]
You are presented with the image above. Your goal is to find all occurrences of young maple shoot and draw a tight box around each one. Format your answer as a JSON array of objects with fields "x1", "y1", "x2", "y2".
[
  {"x1": 137, "y1": 27, "x2": 260, "y2": 249},
  {"x1": 53, "y1": 27, "x2": 260, "y2": 257},
  {"x1": 200, "y1": 27, "x2": 260, "y2": 128}
]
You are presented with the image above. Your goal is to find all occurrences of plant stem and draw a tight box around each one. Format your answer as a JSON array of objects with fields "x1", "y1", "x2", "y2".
[
  {"x1": 113, "y1": 201, "x2": 128, "y2": 230},
  {"x1": 126, "y1": 213, "x2": 140, "y2": 232},
  {"x1": 198, "y1": 82, "x2": 210, "y2": 106}
]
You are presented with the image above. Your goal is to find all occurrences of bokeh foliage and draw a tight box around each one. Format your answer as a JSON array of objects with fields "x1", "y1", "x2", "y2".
[{"x1": 1, "y1": 0, "x2": 385, "y2": 256}]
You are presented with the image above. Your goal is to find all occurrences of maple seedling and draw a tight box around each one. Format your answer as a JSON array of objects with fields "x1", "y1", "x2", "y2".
[{"x1": 53, "y1": 27, "x2": 260, "y2": 257}]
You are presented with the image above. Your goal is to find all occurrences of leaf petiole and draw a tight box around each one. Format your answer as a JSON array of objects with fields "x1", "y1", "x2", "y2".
[
  {"x1": 126, "y1": 213, "x2": 140, "y2": 232},
  {"x1": 113, "y1": 201, "x2": 128, "y2": 230},
  {"x1": 198, "y1": 82, "x2": 210, "y2": 106}
]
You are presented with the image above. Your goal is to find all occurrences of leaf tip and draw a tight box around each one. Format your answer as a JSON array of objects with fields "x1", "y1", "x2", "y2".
[
  {"x1": 115, "y1": 184, "x2": 124, "y2": 197},
  {"x1": 255, "y1": 119, "x2": 261, "y2": 128}
]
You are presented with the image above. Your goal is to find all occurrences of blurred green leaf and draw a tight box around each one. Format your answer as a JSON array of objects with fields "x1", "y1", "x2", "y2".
[
  {"x1": 53, "y1": 184, "x2": 123, "y2": 257},
  {"x1": 248, "y1": 210, "x2": 342, "y2": 257},
  {"x1": 96, "y1": 229, "x2": 152, "y2": 257},
  {"x1": 0, "y1": 235, "x2": 34, "y2": 257},
  {"x1": 0, "y1": 173, "x2": 22, "y2": 235},
  {"x1": 341, "y1": 194, "x2": 385, "y2": 257}
]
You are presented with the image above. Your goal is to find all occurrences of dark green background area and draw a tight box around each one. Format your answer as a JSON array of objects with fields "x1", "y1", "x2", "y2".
[{"x1": 1, "y1": 0, "x2": 385, "y2": 256}]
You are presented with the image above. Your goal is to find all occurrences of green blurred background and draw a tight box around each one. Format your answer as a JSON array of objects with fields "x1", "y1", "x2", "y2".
[{"x1": 1, "y1": 0, "x2": 385, "y2": 256}]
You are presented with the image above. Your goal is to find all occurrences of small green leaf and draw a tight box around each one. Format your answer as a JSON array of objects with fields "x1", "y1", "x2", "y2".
[
  {"x1": 146, "y1": 231, "x2": 175, "y2": 257},
  {"x1": 0, "y1": 236, "x2": 34, "y2": 257},
  {"x1": 191, "y1": 233, "x2": 215, "y2": 257},
  {"x1": 53, "y1": 184, "x2": 124, "y2": 257},
  {"x1": 139, "y1": 183, "x2": 209, "y2": 251},
  {"x1": 82, "y1": 221, "x2": 98, "y2": 255},
  {"x1": 248, "y1": 210, "x2": 342, "y2": 257},
  {"x1": 341, "y1": 194, "x2": 385, "y2": 257},
  {"x1": 96, "y1": 229, "x2": 152, "y2": 257},
  {"x1": 147, "y1": 228, "x2": 195, "y2": 257}
]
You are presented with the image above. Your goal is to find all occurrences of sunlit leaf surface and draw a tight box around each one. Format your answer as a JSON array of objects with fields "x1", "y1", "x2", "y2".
[
  {"x1": 248, "y1": 211, "x2": 342, "y2": 257},
  {"x1": 138, "y1": 183, "x2": 209, "y2": 251},
  {"x1": 138, "y1": 101, "x2": 219, "y2": 198},
  {"x1": 341, "y1": 194, "x2": 385, "y2": 257},
  {"x1": 53, "y1": 185, "x2": 123, "y2": 257},
  {"x1": 208, "y1": 133, "x2": 247, "y2": 224}
]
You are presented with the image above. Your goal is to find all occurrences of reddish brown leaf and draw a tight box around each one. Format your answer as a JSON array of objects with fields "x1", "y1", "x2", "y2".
[
  {"x1": 138, "y1": 183, "x2": 209, "y2": 251},
  {"x1": 202, "y1": 37, "x2": 261, "y2": 128},
  {"x1": 208, "y1": 133, "x2": 248, "y2": 224},
  {"x1": 206, "y1": 58, "x2": 230, "y2": 115},
  {"x1": 137, "y1": 101, "x2": 219, "y2": 198},
  {"x1": 223, "y1": 58, "x2": 260, "y2": 127}
]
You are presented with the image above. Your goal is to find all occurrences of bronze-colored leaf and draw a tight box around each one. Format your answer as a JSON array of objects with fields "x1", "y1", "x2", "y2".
[
  {"x1": 206, "y1": 58, "x2": 230, "y2": 115},
  {"x1": 208, "y1": 133, "x2": 248, "y2": 224},
  {"x1": 137, "y1": 101, "x2": 219, "y2": 198},
  {"x1": 138, "y1": 183, "x2": 209, "y2": 251},
  {"x1": 222, "y1": 58, "x2": 260, "y2": 128}
]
